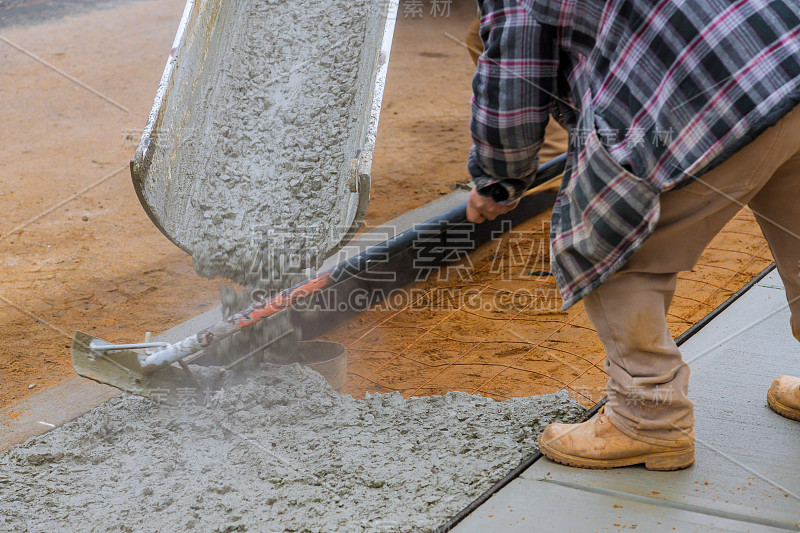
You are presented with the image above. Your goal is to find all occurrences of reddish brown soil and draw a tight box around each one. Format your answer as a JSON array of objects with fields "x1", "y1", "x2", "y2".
[
  {"x1": 325, "y1": 206, "x2": 773, "y2": 406},
  {"x1": 0, "y1": 0, "x2": 774, "y2": 411}
]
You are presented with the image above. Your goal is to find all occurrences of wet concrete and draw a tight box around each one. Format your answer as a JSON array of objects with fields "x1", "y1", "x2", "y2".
[
  {"x1": 138, "y1": 0, "x2": 383, "y2": 286},
  {"x1": 0, "y1": 364, "x2": 584, "y2": 532}
]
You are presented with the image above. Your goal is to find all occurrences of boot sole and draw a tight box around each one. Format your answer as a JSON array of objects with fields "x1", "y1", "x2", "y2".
[
  {"x1": 539, "y1": 441, "x2": 695, "y2": 471},
  {"x1": 767, "y1": 390, "x2": 800, "y2": 421}
]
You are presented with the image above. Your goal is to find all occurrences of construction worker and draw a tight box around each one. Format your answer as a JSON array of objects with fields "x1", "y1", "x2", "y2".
[{"x1": 465, "y1": 0, "x2": 800, "y2": 470}]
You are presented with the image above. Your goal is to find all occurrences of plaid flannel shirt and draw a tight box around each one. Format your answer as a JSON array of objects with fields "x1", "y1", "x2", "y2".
[{"x1": 469, "y1": 0, "x2": 800, "y2": 309}]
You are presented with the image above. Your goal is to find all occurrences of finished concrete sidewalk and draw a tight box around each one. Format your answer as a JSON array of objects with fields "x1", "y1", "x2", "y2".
[{"x1": 454, "y1": 270, "x2": 800, "y2": 532}]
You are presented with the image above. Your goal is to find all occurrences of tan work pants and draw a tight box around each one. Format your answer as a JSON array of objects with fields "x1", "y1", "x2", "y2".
[{"x1": 584, "y1": 104, "x2": 800, "y2": 446}]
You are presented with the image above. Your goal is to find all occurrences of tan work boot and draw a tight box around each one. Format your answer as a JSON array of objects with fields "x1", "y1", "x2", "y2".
[
  {"x1": 767, "y1": 375, "x2": 800, "y2": 421},
  {"x1": 538, "y1": 407, "x2": 695, "y2": 471}
]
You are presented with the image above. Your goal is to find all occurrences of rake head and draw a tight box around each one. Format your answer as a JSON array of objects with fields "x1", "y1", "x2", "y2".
[{"x1": 70, "y1": 331, "x2": 220, "y2": 405}]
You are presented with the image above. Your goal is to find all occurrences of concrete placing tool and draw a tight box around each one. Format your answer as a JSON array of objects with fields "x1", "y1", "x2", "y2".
[{"x1": 71, "y1": 155, "x2": 566, "y2": 399}]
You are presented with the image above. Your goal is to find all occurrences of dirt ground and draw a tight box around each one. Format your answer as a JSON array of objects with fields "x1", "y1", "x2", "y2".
[
  {"x1": 0, "y1": 0, "x2": 775, "y2": 411},
  {"x1": 324, "y1": 207, "x2": 773, "y2": 406}
]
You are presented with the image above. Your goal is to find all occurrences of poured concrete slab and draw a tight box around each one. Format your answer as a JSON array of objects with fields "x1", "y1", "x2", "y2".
[
  {"x1": 455, "y1": 271, "x2": 800, "y2": 532},
  {"x1": 458, "y1": 476, "x2": 789, "y2": 532}
]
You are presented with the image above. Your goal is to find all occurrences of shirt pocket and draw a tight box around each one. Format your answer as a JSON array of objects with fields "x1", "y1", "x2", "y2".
[{"x1": 559, "y1": 126, "x2": 660, "y2": 261}]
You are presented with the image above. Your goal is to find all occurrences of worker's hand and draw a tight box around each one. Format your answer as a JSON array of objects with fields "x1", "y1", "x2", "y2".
[{"x1": 466, "y1": 187, "x2": 520, "y2": 223}]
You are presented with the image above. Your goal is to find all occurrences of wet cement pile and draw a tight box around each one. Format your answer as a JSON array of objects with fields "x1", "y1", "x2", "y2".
[
  {"x1": 0, "y1": 365, "x2": 584, "y2": 532},
  {"x1": 187, "y1": 0, "x2": 378, "y2": 284}
]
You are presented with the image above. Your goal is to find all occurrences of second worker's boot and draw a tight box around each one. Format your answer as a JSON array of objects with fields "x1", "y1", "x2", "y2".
[{"x1": 767, "y1": 375, "x2": 800, "y2": 421}]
